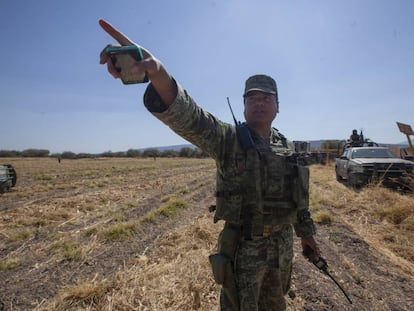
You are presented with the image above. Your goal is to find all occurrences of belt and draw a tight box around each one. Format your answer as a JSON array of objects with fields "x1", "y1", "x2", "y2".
[
  {"x1": 226, "y1": 223, "x2": 288, "y2": 238},
  {"x1": 252, "y1": 224, "x2": 288, "y2": 237}
]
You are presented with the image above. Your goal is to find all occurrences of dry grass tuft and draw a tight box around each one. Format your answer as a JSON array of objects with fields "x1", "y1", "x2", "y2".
[
  {"x1": 313, "y1": 210, "x2": 334, "y2": 224},
  {"x1": 310, "y1": 163, "x2": 414, "y2": 266},
  {"x1": 49, "y1": 239, "x2": 86, "y2": 261},
  {"x1": 41, "y1": 215, "x2": 221, "y2": 311},
  {"x1": 0, "y1": 258, "x2": 21, "y2": 271},
  {"x1": 48, "y1": 279, "x2": 116, "y2": 310}
]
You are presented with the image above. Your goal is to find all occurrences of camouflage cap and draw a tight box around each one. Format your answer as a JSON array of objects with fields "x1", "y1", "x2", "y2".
[{"x1": 243, "y1": 74, "x2": 277, "y2": 97}]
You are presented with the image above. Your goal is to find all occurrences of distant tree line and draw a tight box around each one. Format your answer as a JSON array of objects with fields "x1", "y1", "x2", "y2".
[{"x1": 0, "y1": 147, "x2": 209, "y2": 159}]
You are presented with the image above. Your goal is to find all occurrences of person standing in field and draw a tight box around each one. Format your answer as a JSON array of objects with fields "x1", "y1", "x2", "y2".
[{"x1": 99, "y1": 19, "x2": 319, "y2": 311}]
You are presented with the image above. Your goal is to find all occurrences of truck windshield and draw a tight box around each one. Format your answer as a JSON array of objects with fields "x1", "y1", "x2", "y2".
[{"x1": 351, "y1": 148, "x2": 397, "y2": 159}]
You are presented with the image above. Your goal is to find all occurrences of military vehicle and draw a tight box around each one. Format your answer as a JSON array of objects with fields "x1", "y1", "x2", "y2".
[
  {"x1": 335, "y1": 146, "x2": 414, "y2": 189},
  {"x1": 0, "y1": 164, "x2": 17, "y2": 193},
  {"x1": 293, "y1": 140, "x2": 341, "y2": 165}
]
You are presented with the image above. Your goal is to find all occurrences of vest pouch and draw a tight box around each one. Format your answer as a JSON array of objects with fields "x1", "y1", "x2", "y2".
[
  {"x1": 209, "y1": 253, "x2": 232, "y2": 285},
  {"x1": 209, "y1": 253, "x2": 240, "y2": 310},
  {"x1": 218, "y1": 225, "x2": 241, "y2": 258},
  {"x1": 215, "y1": 176, "x2": 244, "y2": 223},
  {"x1": 209, "y1": 225, "x2": 240, "y2": 285},
  {"x1": 263, "y1": 153, "x2": 292, "y2": 200},
  {"x1": 265, "y1": 176, "x2": 285, "y2": 199}
]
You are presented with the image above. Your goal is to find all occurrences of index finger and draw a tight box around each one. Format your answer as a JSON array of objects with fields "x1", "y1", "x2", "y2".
[{"x1": 99, "y1": 18, "x2": 134, "y2": 46}]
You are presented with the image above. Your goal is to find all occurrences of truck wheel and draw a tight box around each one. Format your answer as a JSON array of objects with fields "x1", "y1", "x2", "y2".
[
  {"x1": 0, "y1": 181, "x2": 9, "y2": 193},
  {"x1": 347, "y1": 172, "x2": 356, "y2": 188},
  {"x1": 335, "y1": 168, "x2": 342, "y2": 181},
  {"x1": 5, "y1": 164, "x2": 17, "y2": 187}
]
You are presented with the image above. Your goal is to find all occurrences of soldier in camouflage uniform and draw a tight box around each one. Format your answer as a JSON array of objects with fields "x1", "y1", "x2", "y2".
[{"x1": 99, "y1": 19, "x2": 320, "y2": 311}]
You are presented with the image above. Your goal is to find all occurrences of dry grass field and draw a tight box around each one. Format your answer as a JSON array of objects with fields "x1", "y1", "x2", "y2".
[{"x1": 1, "y1": 157, "x2": 413, "y2": 310}]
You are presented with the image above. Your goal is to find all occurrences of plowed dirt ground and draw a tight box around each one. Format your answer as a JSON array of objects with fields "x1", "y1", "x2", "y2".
[{"x1": 0, "y1": 157, "x2": 413, "y2": 310}]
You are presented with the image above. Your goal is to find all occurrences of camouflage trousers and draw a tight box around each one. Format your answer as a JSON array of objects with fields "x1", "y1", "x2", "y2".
[{"x1": 220, "y1": 225, "x2": 293, "y2": 311}]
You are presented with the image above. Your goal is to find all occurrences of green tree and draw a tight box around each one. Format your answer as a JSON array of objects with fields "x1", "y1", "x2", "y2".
[
  {"x1": 0, "y1": 150, "x2": 21, "y2": 157},
  {"x1": 179, "y1": 147, "x2": 195, "y2": 158},
  {"x1": 126, "y1": 149, "x2": 141, "y2": 158},
  {"x1": 161, "y1": 149, "x2": 178, "y2": 158},
  {"x1": 21, "y1": 149, "x2": 49, "y2": 157},
  {"x1": 61, "y1": 151, "x2": 77, "y2": 159},
  {"x1": 142, "y1": 148, "x2": 160, "y2": 158}
]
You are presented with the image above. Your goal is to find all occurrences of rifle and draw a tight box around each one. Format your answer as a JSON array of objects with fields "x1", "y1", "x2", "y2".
[{"x1": 303, "y1": 246, "x2": 353, "y2": 304}]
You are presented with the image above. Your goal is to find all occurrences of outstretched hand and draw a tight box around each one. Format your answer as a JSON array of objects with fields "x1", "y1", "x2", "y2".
[
  {"x1": 98, "y1": 18, "x2": 177, "y2": 106},
  {"x1": 98, "y1": 19, "x2": 155, "y2": 80}
]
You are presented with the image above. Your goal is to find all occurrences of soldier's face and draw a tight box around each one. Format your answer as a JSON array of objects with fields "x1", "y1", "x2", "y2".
[{"x1": 243, "y1": 91, "x2": 278, "y2": 127}]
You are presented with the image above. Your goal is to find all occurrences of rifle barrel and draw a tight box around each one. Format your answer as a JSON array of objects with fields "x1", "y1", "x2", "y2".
[{"x1": 323, "y1": 269, "x2": 353, "y2": 304}]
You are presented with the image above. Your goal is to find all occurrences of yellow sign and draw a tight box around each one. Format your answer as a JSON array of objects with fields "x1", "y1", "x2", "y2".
[{"x1": 396, "y1": 122, "x2": 414, "y2": 135}]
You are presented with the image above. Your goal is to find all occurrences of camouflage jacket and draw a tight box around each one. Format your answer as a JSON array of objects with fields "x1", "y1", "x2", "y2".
[{"x1": 144, "y1": 82, "x2": 316, "y2": 237}]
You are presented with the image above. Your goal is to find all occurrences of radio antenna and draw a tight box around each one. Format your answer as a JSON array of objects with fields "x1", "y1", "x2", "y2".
[{"x1": 227, "y1": 97, "x2": 239, "y2": 125}]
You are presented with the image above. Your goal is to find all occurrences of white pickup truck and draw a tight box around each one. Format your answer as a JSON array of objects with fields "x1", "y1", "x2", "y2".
[{"x1": 335, "y1": 146, "x2": 414, "y2": 188}]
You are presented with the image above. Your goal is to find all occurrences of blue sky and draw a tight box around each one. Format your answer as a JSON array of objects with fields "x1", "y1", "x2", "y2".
[{"x1": 1, "y1": 0, "x2": 413, "y2": 153}]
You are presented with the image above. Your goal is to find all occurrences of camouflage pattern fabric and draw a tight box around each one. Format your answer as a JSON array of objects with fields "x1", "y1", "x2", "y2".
[
  {"x1": 221, "y1": 226, "x2": 293, "y2": 311},
  {"x1": 144, "y1": 81, "x2": 315, "y2": 310},
  {"x1": 144, "y1": 82, "x2": 315, "y2": 237}
]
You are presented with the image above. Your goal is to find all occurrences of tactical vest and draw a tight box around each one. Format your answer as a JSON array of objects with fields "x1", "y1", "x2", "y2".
[{"x1": 214, "y1": 124, "x2": 309, "y2": 231}]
